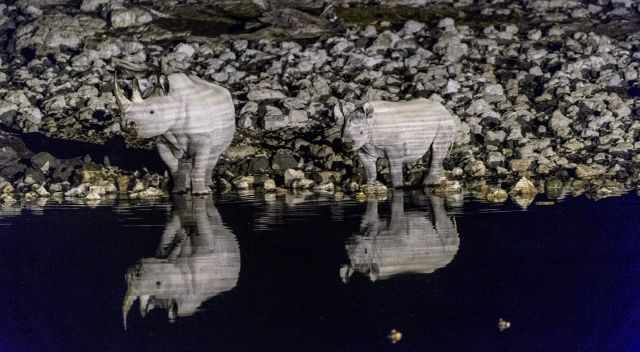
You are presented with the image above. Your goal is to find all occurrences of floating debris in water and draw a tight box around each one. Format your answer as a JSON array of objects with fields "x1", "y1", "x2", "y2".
[
  {"x1": 498, "y1": 318, "x2": 511, "y2": 332},
  {"x1": 535, "y1": 201, "x2": 555, "y2": 206},
  {"x1": 388, "y1": 329, "x2": 402, "y2": 343}
]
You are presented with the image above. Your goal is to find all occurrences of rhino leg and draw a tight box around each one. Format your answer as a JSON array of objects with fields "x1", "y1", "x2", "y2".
[
  {"x1": 386, "y1": 148, "x2": 406, "y2": 188},
  {"x1": 158, "y1": 142, "x2": 189, "y2": 193},
  {"x1": 358, "y1": 150, "x2": 378, "y2": 184},
  {"x1": 191, "y1": 148, "x2": 212, "y2": 195},
  {"x1": 424, "y1": 128, "x2": 454, "y2": 185}
]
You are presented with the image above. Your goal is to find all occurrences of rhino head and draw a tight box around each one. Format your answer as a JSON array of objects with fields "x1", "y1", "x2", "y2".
[
  {"x1": 114, "y1": 74, "x2": 181, "y2": 139},
  {"x1": 122, "y1": 259, "x2": 185, "y2": 330},
  {"x1": 337, "y1": 101, "x2": 374, "y2": 151}
]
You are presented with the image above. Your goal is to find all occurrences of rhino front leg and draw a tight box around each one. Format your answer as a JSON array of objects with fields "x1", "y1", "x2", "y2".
[
  {"x1": 157, "y1": 142, "x2": 188, "y2": 193},
  {"x1": 358, "y1": 150, "x2": 378, "y2": 185},
  {"x1": 424, "y1": 128, "x2": 454, "y2": 185}
]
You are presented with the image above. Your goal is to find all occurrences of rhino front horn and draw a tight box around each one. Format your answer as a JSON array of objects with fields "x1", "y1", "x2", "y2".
[{"x1": 114, "y1": 73, "x2": 131, "y2": 111}]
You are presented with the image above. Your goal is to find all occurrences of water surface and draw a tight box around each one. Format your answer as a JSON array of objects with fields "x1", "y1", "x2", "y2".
[{"x1": 1, "y1": 191, "x2": 639, "y2": 352}]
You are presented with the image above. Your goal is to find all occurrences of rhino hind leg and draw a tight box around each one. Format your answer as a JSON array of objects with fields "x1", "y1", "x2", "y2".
[
  {"x1": 424, "y1": 128, "x2": 455, "y2": 185},
  {"x1": 191, "y1": 148, "x2": 213, "y2": 195}
]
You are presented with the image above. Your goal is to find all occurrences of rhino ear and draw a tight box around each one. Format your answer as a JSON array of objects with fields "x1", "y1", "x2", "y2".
[
  {"x1": 362, "y1": 102, "x2": 374, "y2": 119},
  {"x1": 160, "y1": 76, "x2": 170, "y2": 95}
]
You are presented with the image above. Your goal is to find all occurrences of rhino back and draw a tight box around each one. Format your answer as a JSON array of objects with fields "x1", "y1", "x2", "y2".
[
  {"x1": 374, "y1": 213, "x2": 459, "y2": 278},
  {"x1": 369, "y1": 99, "x2": 453, "y2": 158},
  {"x1": 166, "y1": 74, "x2": 235, "y2": 137}
]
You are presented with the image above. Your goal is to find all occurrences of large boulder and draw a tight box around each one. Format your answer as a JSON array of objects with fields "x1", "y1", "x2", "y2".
[{"x1": 15, "y1": 13, "x2": 106, "y2": 54}]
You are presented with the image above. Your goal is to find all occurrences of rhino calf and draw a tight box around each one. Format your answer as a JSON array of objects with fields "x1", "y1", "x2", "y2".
[
  {"x1": 115, "y1": 73, "x2": 235, "y2": 194},
  {"x1": 340, "y1": 98, "x2": 458, "y2": 188}
]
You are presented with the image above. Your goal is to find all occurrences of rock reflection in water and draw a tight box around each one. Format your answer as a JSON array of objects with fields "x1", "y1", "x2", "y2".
[
  {"x1": 341, "y1": 191, "x2": 459, "y2": 282},
  {"x1": 122, "y1": 196, "x2": 239, "y2": 329}
]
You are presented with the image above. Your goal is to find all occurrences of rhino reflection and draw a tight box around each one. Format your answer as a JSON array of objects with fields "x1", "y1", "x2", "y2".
[
  {"x1": 123, "y1": 196, "x2": 239, "y2": 329},
  {"x1": 341, "y1": 191, "x2": 459, "y2": 282}
]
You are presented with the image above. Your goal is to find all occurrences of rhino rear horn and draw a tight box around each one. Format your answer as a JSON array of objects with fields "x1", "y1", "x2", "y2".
[
  {"x1": 131, "y1": 78, "x2": 144, "y2": 103},
  {"x1": 114, "y1": 72, "x2": 131, "y2": 111}
]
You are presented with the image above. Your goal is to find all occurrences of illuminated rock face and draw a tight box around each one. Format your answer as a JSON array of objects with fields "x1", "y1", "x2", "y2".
[
  {"x1": 340, "y1": 98, "x2": 459, "y2": 187},
  {"x1": 340, "y1": 191, "x2": 459, "y2": 283},
  {"x1": 122, "y1": 196, "x2": 240, "y2": 328},
  {"x1": 115, "y1": 73, "x2": 236, "y2": 194}
]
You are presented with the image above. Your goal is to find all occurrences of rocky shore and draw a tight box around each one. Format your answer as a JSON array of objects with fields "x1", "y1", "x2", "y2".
[{"x1": 1, "y1": 0, "x2": 639, "y2": 205}]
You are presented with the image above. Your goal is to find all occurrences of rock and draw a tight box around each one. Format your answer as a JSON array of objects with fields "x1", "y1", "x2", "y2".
[
  {"x1": 224, "y1": 145, "x2": 258, "y2": 162},
  {"x1": 433, "y1": 180, "x2": 463, "y2": 194},
  {"x1": 465, "y1": 160, "x2": 487, "y2": 177},
  {"x1": 0, "y1": 193, "x2": 16, "y2": 205},
  {"x1": 262, "y1": 106, "x2": 287, "y2": 130},
  {"x1": 34, "y1": 185, "x2": 50, "y2": 197},
  {"x1": 24, "y1": 168, "x2": 45, "y2": 185},
  {"x1": 0, "y1": 146, "x2": 19, "y2": 168},
  {"x1": 248, "y1": 156, "x2": 270, "y2": 173},
  {"x1": 485, "y1": 187, "x2": 508, "y2": 203},
  {"x1": 361, "y1": 181, "x2": 388, "y2": 195},
  {"x1": 485, "y1": 130, "x2": 507, "y2": 145},
  {"x1": 110, "y1": 8, "x2": 152, "y2": 28},
  {"x1": 247, "y1": 89, "x2": 287, "y2": 101},
  {"x1": 433, "y1": 32, "x2": 468, "y2": 63},
  {"x1": 284, "y1": 168, "x2": 305, "y2": 187},
  {"x1": 510, "y1": 177, "x2": 537, "y2": 196},
  {"x1": 288, "y1": 109, "x2": 308, "y2": 126},
  {"x1": 80, "y1": 0, "x2": 109, "y2": 12},
  {"x1": 575, "y1": 164, "x2": 607, "y2": 180},
  {"x1": 487, "y1": 151, "x2": 505, "y2": 168},
  {"x1": 30, "y1": 152, "x2": 58, "y2": 174},
  {"x1": 271, "y1": 151, "x2": 298, "y2": 172},
  {"x1": 129, "y1": 187, "x2": 166, "y2": 199},
  {"x1": 483, "y1": 84, "x2": 505, "y2": 103},
  {"x1": 510, "y1": 159, "x2": 533, "y2": 173},
  {"x1": 403, "y1": 20, "x2": 425, "y2": 35},
  {"x1": 313, "y1": 182, "x2": 335, "y2": 193},
  {"x1": 1, "y1": 182, "x2": 15, "y2": 194},
  {"x1": 291, "y1": 178, "x2": 314, "y2": 189},
  {"x1": 263, "y1": 179, "x2": 277, "y2": 192},
  {"x1": 549, "y1": 110, "x2": 572, "y2": 138},
  {"x1": 16, "y1": 14, "x2": 106, "y2": 53},
  {"x1": 232, "y1": 176, "x2": 255, "y2": 190},
  {"x1": 65, "y1": 183, "x2": 90, "y2": 198}
]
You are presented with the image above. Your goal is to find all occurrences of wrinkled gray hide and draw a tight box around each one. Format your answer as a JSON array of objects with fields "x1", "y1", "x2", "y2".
[
  {"x1": 122, "y1": 196, "x2": 240, "y2": 329},
  {"x1": 340, "y1": 98, "x2": 459, "y2": 187},
  {"x1": 340, "y1": 191, "x2": 459, "y2": 283},
  {"x1": 115, "y1": 73, "x2": 236, "y2": 194}
]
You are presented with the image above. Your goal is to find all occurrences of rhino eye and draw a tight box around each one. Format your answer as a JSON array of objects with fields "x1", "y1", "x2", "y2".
[{"x1": 149, "y1": 110, "x2": 155, "y2": 114}]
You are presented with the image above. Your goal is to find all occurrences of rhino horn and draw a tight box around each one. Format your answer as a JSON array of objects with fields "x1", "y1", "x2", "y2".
[
  {"x1": 131, "y1": 78, "x2": 144, "y2": 103},
  {"x1": 122, "y1": 286, "x2": 137, "y2": 331},
  {"x1": 337, "y1": 100, "x2": 347, "y2": 137},
  {"x1": 139, "y1": 294, "x2": 151, "y2": 317},
  {"x1": 114, "y1": 73, "x2": 131, "y2": 111},
  {"x1": 339, "y1": 264, "x2": 354, "y2": 284}
]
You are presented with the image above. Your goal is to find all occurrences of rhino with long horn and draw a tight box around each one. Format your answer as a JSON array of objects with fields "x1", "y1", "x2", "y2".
[
  {"x1": 122, "y1": 196, "x2": 240, "y2": 329},
  {"x1": 114, "y1": 73, "x2": 236, "y2": 194}
]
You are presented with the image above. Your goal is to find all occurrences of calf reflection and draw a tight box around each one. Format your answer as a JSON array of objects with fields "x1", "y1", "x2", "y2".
[
  {"x1": 122, "y1": 196, "x2": 240, "y2": 329},
  {"x1": 340, "y1": 191, "x2": 459, "y2": 282}
]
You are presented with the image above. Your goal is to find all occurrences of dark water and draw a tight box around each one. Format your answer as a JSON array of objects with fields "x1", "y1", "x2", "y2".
[{"x1": 1, "y1": 191, "x2": 640, "y2": 352}]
